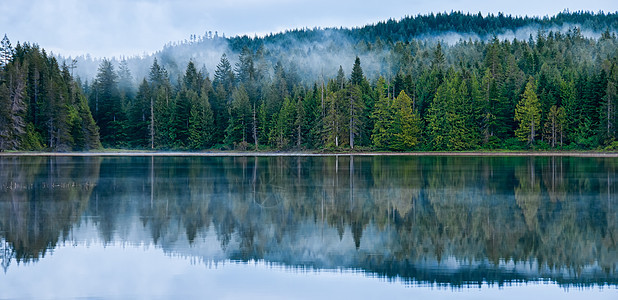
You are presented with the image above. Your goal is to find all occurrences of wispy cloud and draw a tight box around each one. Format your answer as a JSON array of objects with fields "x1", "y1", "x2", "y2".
[{"x1": 1, "y1": 0, "x2": 616, "y2": 58}]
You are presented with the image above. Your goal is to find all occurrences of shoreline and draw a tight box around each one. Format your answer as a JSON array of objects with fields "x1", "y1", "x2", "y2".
[{"x1": 1, "y1": 150, "x2": 618, "y2": 157}]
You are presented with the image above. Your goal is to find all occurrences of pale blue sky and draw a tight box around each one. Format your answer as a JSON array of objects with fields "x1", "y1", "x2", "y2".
[{"x1": 1, "y1": 0, "x2": 617, "y2": 58}]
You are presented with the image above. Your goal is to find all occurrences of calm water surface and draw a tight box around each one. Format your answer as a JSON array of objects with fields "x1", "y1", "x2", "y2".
[{"x1": 0, "y1": 155, "x2": 616, "y2": 299}]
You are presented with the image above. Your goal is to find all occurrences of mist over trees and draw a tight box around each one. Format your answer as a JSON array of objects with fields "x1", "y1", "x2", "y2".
[{"x1": 2, "y1": 11, "x2": 618, "y2": 151}]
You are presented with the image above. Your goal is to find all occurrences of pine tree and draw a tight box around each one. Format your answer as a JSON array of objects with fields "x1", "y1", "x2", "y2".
[
  {"x1": 601, "y1": 63, "x2": 618, "y2": 143},
  {"x1": 276, "y1": 97, "x2": 296, "y2": 148},
  {"x1": 450, "y1": 79, "x2": 480, "y2": 150},
  {"x1": 225, "y1": 86, "x2": 251, "y2": 147},
  {"x1": 0, "y1": 34, "x2": 13, "y2": 68},
  {"x1": 351, "y1": 56, "x2": 364, "y2": 86},
  {"x1": 212, "y1": 55, "x2": 234, "y2": 144},
  {"x1": 188, "y1": 89, "x2": 214, "y2": 149},
  {"x1": 153, "y1": 85, "x2": 175, "y2": 148},
  {"x1": 371, "y1": 77, "x2": 393, "y2": 149},
  {"x1": 431, "y1": 42, "x2": 445, "y2": 71},
  {"x1": 173, "y1": 88, "x2": 197, "y2": 148},
  {"x1": 560, "y1": 79, "x2": 578, "y2": 144},
  {"x1": 214, "y1": 53, "x2": 235, "y2": 98},
  {"x1": 2, "y1": 61, "x2": 28, "y2": 149},
  {"x1": 544, "y1": 105, "x2": 566, "y2": 148},
  {"x1": 348, "y1": 85, "x2": 363, "y2": 149},
  {"x1": 336, "y1": 66, "x2": 345, "y2": 91},
  {"x1": 295, "y1": 96, "x2": 306, "y2": 148},
  {"x1": 0, "y1": 83, "x2": 11, "y2": 149},
  {"x1": 427, "y1": 76, "x2": 453, "y2": 150},
  {"x1": 323, "y1": 89, "x2": 345, "y2": 148},
  {"x1": 391, "y1": 91, "x2": 421, "y2": 150},
  {"x1": 92, "y1": 59, "x2": 124, "y2": 147},
  {"x1": 515, "y1": 79, "x2": 541, "y2": 145},
  {"x1": 129, "y1": 79, "x2": 151, "y2": 148},
  {"x1": 117, "y1": 59, "x2": 134, "y2": 101},
  {"x1": 147, "y1": 59, "x2": 173, "y2": 148}
]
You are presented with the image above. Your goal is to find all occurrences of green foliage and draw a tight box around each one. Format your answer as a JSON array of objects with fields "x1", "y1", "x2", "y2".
[
  {"x1": 225, "y1": 86, "x2": 251, "y2": 147},
  {"x1": 371, "y1": 77, "x2": 393, "y2": 149},
  {"x1": 0, "y1": 41, "x2": 101, "y2": 151},
  {"x1": 515, "y1": 79, "x2": 541, "y2": 145},
  {"x1": 188, "y1": 87, "x2": 214, "y2": 149},
  {"x1": 7, "y1": 12, "x2": 618, "y2": 152},
  {"x1": 391, "y1": 91, "x2": 421, "y2": 151},
  {"x1": 603, "y1": 141, "x2": 618, "y2": 151},
  {"x1": 427, "y1": 71, "x2": 479, "y2": 150},
  {"x1": 92, "y1": 59, "x2": 126, "y2": 147},
  {"x1": 275, "y1": 97, "x2": 296, "y2": 148}
]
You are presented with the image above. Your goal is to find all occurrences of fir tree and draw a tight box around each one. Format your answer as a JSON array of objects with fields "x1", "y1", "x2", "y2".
[
  {"x1": 515, "y1": 79, "x2": 541, "y2": 145},
  {"x1": 391, "y1": 91, "x2": 421, "y2": 150},
  {"x1": 225, "y1": 86, "x2": 251, "y2": 147}
]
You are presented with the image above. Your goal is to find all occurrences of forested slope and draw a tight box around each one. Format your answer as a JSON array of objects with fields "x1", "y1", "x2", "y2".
[
  {"x1": 0, "y1": 38, "x2": 100, "y2": 151},
  {"x1": 1, "y1": 11, "x2": 618, "y2": 151}
]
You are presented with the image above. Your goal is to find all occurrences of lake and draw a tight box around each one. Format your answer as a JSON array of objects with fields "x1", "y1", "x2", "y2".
[{"x1": 0, "y1": 155, "x2": 616, "y2": 299}]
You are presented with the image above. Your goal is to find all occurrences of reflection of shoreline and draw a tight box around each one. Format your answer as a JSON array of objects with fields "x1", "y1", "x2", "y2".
[
  {"x1": 3, "y1": 243, "x2": 613, "y2": 300},
  {"x1": 2, "y1": 151, "x2": 618, "y2": 157},
  {"x1": 6, "y1": 218, "x2": 615, "y2": 288},
  {"x1": 1, "y1": 156, "x2": 616, "y2": 287}
]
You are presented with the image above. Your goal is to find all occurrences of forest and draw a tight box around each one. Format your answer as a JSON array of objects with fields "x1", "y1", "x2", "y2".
[{"x1": 1, "y1": 11, "x2": 618, "y2": 151}]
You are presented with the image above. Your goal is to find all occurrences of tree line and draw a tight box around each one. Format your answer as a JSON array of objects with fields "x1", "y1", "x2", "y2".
[
  {"x1": 1, "y1": 15, "x2": 618, "y2": 151},
  {"x1": 0, "y1": 35, "x2": 100, "y2": 151},
  {"x1": 85, "y1": 28, "x2": 618, "y2": 151}
]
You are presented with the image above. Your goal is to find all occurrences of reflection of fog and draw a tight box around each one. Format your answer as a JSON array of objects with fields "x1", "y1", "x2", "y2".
[{"x1": 0, "y1": 156, "x2": 616, "y2": 286}]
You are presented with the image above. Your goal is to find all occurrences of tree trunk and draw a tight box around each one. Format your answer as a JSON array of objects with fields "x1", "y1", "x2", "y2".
[
  {"x1": 150, "y1": 97, "x2": 154, "y2": 149},
  {"x1": 253, "y1": 105, "x2": 258, "y2": 149},
  {"x1": 297, "y1": 124, "x2": 301, "y2": 147}
]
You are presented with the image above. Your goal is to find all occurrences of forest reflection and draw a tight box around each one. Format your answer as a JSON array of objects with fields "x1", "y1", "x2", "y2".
[{"x1": 0, "y1": 155, "x2": 616, "y2": 287}]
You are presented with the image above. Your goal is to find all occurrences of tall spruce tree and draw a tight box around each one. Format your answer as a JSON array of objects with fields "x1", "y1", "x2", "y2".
[
  {"x1": 225, "y1": 86, "x2": 251, "y2": 147},
  {"x1": 515, "y1": 79, "x2": 541, "y2": 145}
]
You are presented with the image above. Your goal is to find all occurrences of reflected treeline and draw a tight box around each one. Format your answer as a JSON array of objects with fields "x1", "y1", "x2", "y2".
[
  {"x1": 0, "y1": 156, "x2": 101, "y2": 271},
  {"x1": 0, "y1": 155, "x2": 616, "y2": 287}
]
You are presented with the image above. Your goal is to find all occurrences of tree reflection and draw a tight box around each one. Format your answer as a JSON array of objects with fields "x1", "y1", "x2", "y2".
[
  {"x1": 0, "y1": 156, "x2": 101, "y2": 270},
  {"x1": 0, "y1": 155, "x2": 616, "y2": 286}
]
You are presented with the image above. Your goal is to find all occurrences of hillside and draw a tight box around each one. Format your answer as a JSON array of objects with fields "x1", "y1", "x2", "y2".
[{"x1": 1, "y1": 11, "x2": 618, "y2": 151}]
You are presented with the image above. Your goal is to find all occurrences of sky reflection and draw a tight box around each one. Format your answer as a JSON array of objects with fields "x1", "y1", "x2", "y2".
[{"x1": 1, "y1": 242, "x2": 615, "y2": 300}]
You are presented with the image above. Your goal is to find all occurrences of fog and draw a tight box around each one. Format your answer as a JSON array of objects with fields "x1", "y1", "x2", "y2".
[{"x1": 60, "y1": 21, "x2": 616, "y2": 89}]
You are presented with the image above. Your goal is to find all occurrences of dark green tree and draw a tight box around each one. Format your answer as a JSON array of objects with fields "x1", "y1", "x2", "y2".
[{"x1": 225, "y1": 86, "x2": 251, "y2": 147}]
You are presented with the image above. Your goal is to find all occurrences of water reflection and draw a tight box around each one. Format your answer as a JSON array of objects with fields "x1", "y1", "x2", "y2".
[{"x1": 0, "y1": 155, "x2": 616, "y2": 287}]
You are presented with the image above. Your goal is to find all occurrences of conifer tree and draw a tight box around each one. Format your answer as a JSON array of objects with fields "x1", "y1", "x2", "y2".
[
  {"x1": 295, "y1": 96, "x2": 306, "y2": 148},
  {"x1": 544, "y1": 105, "x2": 566, "y2": 148},
  {"x1": 515, "y1": 79, "x2": 541, "y2": 145},
  {"x1": 323, "y1": 90, "x2": 346, "y2": 148},
  {"x1": 351, "y1": 56, "x2": 364, "y2": 86},
  {"x1": 0, "y1": 34, "x2": 13, "y2": 68},
  {"x1": 371, "y1": 77, "x2": 393, "y2": 149},
  {"x1": 225, "y1": 86, "x2": 251, "y2": 147},
  {"x1": 92, "y1": 59, "x2": 125, "y2": 147},
  {"x1": 601, "y1": 63, "x2": 618, "y2": 142},
  {"x1": 276, "y1": 97, "x2": 296, "y2": 148},
  {"x1": 187, "y1": 83, "x2": 214, "y2": 149},
  {"x1": 391, "y1": 91, "x2": 421, "y2": 150},
  {"x1": 348, "y1": 85, "x2": 363, "y2": 149},
  {"x1": 129, "y1": 79, "x2": 151, "y2": 148}
]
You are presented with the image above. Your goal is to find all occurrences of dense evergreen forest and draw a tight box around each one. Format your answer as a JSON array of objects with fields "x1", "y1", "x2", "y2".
[{"x1": 1, "y1": 11, "x2": 618, "y2": 151}]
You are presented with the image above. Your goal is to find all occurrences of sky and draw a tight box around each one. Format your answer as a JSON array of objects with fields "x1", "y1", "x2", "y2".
[{"x1": 1, "y1": 0, "x2": 617, "y2": 58}]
